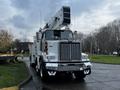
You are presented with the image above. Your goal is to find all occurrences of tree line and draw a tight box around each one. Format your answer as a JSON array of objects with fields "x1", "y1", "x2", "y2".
[{"x1": 81, "y1": 20, "x2": 120, "y2": 55}]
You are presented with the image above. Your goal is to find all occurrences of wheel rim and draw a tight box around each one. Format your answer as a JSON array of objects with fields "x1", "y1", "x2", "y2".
[{"x1": 35, "y1": 66, "x2": 38, "y2": 72}]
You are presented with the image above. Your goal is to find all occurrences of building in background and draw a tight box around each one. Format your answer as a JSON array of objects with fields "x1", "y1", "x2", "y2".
[{"x1": 14, "y1": 42, "x2": 33, "y2": 53}]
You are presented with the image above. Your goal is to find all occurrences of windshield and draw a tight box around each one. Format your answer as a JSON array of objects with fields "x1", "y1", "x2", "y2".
[{"x1": 44, "y1": 30, "x2": 73, "y2": 40}]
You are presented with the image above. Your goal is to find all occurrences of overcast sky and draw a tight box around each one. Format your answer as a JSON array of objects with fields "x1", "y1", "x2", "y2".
[{"x1": 0, "y1": 0, "x2": 120, "y2": 41}]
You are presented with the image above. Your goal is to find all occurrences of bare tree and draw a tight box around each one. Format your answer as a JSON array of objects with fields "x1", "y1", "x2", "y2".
[{"x1": 0, "y1": 30, "x2": 13, "y2": 52}]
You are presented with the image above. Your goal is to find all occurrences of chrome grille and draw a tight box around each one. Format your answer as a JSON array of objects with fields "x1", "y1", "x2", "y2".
[{"x1": 59, "y1": 42, "x2": 81, "y2": 61}]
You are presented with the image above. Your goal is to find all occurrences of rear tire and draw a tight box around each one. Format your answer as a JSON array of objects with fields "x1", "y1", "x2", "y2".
[
  {"x1": 30, "y1": 56, "x2": 36, "y2": 68},
  {"x1": 30, "y1": 63, "x2": 36, "y2": 67}
]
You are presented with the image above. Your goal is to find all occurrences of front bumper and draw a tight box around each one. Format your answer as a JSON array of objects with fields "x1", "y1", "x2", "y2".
[{"x1": 45, "y1": 62, "x2": 89, "y2": 72}]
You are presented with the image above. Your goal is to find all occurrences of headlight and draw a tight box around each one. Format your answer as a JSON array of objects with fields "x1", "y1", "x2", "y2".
[{"x1": 46, "y1": 63, "x2": 58, "y2": 67}]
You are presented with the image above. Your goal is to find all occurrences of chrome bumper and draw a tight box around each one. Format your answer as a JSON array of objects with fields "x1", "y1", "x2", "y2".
[{"x1": 45, "y1": 62, "x2": 88, "y2": 71}]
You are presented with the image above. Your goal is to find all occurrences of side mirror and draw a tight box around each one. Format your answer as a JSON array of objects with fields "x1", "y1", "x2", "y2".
[
  {"x1": 36, "y1": 32, "x2": 42, "y2": 41},
  {"x1": 74, "y1": 31, "x2": 78, "y2": 40}
]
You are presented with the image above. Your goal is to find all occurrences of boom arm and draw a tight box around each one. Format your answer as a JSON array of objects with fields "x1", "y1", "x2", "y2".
[{"x1": 44, "y1": 6, "x2": 71, "y2": 30}]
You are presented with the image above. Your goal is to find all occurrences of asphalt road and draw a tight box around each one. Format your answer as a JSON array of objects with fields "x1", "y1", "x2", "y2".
[{"x1": 21, "y1": 57, "x2": 120, "y2": 90}]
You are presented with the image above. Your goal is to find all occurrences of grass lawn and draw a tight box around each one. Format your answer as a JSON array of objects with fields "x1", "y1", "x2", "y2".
[
  {"x1": 0, "y1": 62, "x2": 28, "y2": 88},
  {"x1": 90, "y1": 54, "x2": 120, "y2": 64}
]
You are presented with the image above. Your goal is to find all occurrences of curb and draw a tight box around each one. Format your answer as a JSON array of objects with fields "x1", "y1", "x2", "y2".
[
  {"x1": 0, "y1": 86, "x2": 18, "y2": 90},
  {"x1": 18, "y1": 61, "x2": 32, "y2": 90},
  {"x1": 18, "y1": 75, "x2": 32, "y2": 89}
]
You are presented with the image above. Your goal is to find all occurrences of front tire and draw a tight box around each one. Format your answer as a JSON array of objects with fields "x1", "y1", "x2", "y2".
[
  {"x1": 39, "y1": 63, "x2": 49, "y2": 81},
  {"x1": 74, "y1": 71, "x2": 86, "y2": 80}
]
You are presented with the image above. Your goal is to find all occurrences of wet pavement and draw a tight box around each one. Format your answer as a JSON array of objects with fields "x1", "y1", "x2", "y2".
[{"x1": 21, "y1": 57, "x2": 120, "y2": 90}]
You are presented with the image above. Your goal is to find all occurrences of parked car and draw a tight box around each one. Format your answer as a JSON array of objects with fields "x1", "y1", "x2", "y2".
[{"x1": 113, "y1": 51, "x2": 118, "y2": 55}]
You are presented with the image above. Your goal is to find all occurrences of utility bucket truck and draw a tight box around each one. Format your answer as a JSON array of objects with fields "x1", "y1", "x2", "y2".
[{"x1": 29, "y1": 6, "x2": 91, "y2": 81}]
